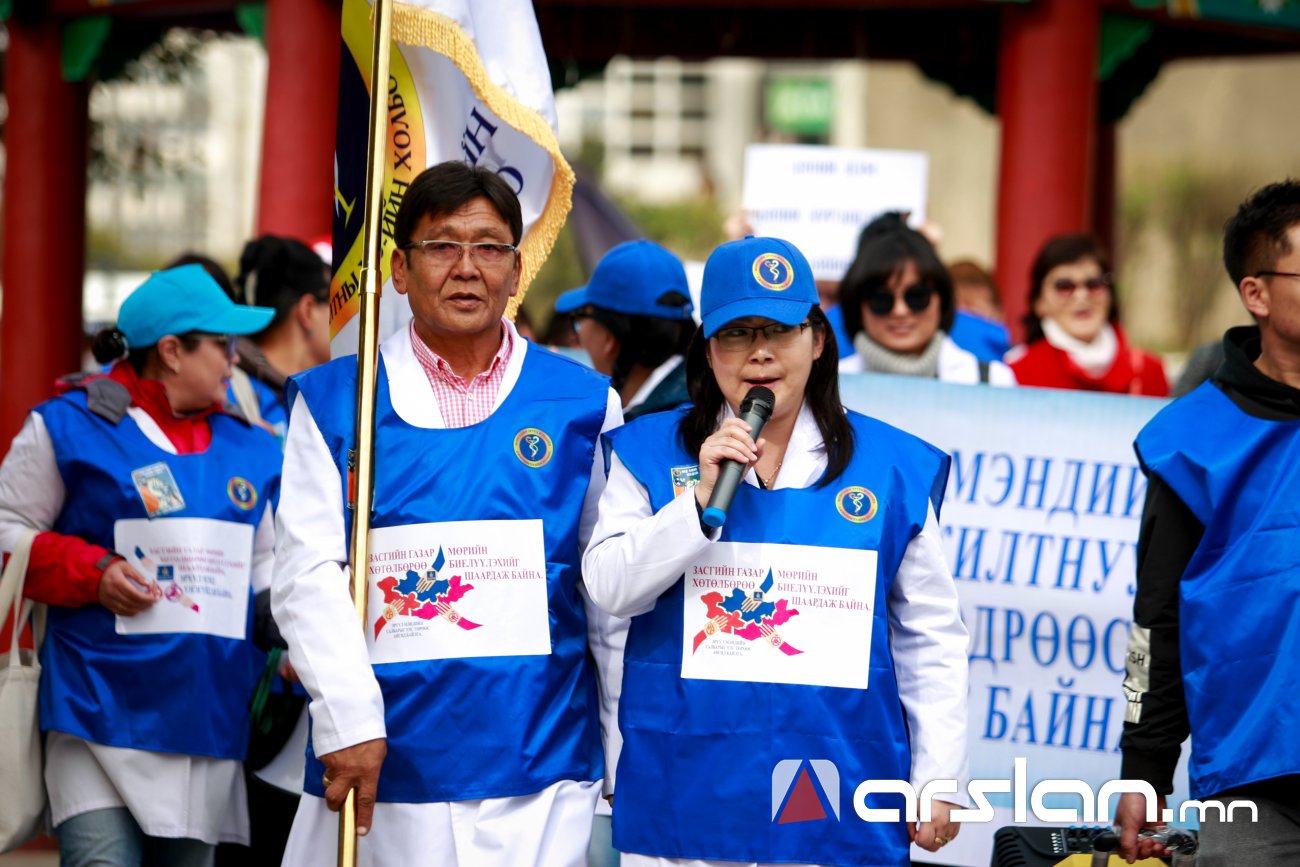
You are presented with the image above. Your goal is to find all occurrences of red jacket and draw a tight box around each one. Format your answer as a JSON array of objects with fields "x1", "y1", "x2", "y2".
[
  {"x1": 22, "y1": 363, "x2": 221, "y2": 607},
  {"x1": 1007, "y1": 325, "x2": 1169, "y2": 397}
]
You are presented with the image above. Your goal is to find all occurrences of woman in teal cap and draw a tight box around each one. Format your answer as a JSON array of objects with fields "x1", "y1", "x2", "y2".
[{"x1": 0, "y1": 265, "x2": 283, "y2": 865}]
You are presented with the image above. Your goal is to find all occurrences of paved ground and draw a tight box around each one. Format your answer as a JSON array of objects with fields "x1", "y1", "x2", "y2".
[{"x1": 0, "y1": 855, "x2": 57, "y2": 866}]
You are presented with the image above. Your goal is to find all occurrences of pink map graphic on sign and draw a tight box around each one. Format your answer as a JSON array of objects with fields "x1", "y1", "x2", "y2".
[
  {"x1": 693, "y1": 568, "x2": 801, "y2": 655},
  {"x1": 373, "y1": 546, "x2": 482, "y2": 638}
]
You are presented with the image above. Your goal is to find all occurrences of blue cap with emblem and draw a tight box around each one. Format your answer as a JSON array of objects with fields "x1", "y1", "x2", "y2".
[
  {"x1": 117, "y1": 264, "x2": 276, "y2": 348},
  {"x1": 555, "y1": 239, "x2": 693, "y2": 320},
  {"x1": 700, "y1": 235, "x2": 818, "y2": 337}
]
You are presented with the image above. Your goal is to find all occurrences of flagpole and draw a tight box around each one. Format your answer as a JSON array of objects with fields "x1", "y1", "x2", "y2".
[{"x1": 341, "y1": 0, "x2": 393, "y2": 864}]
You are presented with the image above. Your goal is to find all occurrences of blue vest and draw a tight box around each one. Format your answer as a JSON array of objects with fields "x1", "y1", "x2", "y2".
[
  {"x1": 606, "y1": 407, "x2": 949, "y2": 866},
  {"x1": 1135, "y1": 382, "x2": 1300, "y2": 799},
  {"x1": 36, "y1": 390, "x2": 280, "y2": 760},
  {"x1": 289, "y1": 346, "x2": 609, "y2": 802}
]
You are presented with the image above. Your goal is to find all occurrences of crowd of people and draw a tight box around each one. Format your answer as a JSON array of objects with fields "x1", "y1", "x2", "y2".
[{"x1": 0, "y1": 163, "x2": 1297, "y2": 867}]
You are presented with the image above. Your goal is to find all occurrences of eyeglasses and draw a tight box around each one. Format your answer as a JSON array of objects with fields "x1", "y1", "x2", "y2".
[
  {"x1": 1255, "y1": 270, "x2": 1300, "y2": 280},
  {"x1": 400, "y1": 239, "x2": 518, "y2": 266},
  {"x1": 1051, "y1": 275, "x2": 1111, "y2": 295},
  {"x1": 712, "y1": 321, "x2": 810, "y2": 353},
  {"x1": 570, "y1": 312, "x2": 593, "y2": 335},
  {"x1": 193, "y1": 333, "x2": 238, "y2": 360},
  {"x1": 865, "y1": 283, "x2": 934, "y2": 316}
]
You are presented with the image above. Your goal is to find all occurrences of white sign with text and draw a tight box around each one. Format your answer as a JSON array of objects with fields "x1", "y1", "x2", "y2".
[
  {"x1": 742, "y1": 144, "x2": 929, "y2": 281},
  {"x1": 114, "y1": 518, "x2": 252, "y2": 639},
  {"x1": 681, "y1": 541, "x2": 877, "y2": 689},
  {"x1": 365, "y1": 519, "x2": 551, "y2": 664}
]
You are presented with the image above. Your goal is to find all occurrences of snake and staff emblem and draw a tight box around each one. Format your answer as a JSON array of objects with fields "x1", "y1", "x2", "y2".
[
  {"x1": 513, "y1": 427, "x2": 554, "y2": 468},
  {"x1": 373, "y1": 546, "x2": 482, "y2": 638},
  {"x1": 751, "y1": 252, "x2": 794, "y2": 291},
  {"x1": 835, "y1": 486, "x2": 878, "y2": 523}
]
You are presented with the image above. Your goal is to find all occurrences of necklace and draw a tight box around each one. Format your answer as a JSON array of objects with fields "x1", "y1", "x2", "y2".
[{"x1": 761, "y1": 460, "x2": 783, "y2": 489}]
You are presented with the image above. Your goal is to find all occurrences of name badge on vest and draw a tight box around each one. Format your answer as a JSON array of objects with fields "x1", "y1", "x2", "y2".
[
  {"x1": 113, "y1": 518, "x2": 254, "y2": 639},
  {"x1": 131, "y1": 462, "x2": 186, "y2": 517},
  {"x1": 670, "y1": 465, "x2": 701, "y2": 498},
  {"x1": 681, "y1": 541, "x2": 877, "y2": 690},
  {"x1": 365, "y1": 519, "x2": 551, "y2": 664}
]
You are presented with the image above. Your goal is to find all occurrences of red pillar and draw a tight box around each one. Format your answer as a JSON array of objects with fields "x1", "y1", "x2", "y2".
[
  {"x1": 995, "y1": 0, "x2": 1100, "y2": 343},
  {"x1": 1, "y1": 10, "x2": 89, "y2": 449},
  {"x1": 1093, "y1": 121, "x2": 1118, "y2": 261},
  {"x1": 256, "y1": 0, "x2": 341, "y2": 240}
]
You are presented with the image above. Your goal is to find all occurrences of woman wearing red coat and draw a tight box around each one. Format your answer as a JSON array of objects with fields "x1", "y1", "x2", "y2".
[{"x1": 1006, "y1": 234, "x2": 1168, "y2": 396}]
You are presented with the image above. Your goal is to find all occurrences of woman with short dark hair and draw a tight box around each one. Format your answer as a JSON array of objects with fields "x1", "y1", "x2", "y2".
[
  {"x1": 839, "y1": 214, "x2": 1015, "y2": 385},
  {"x1": 1006, "y1": 234, "x2": 1168, "y2": 395}
]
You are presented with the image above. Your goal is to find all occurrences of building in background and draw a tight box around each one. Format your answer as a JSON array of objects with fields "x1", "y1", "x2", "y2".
[{"x1": 86, "y1": 33, "x2": 266, "y2": 282}]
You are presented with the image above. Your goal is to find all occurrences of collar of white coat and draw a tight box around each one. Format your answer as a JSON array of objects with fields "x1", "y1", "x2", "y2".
[
  {"x1": 381, "y1": 318, "x2": 528, "y2": 429},
  {"x1": 717, "y1": 398, "x2": 827, "y2": 490},
  {"x1": 626, "y1": 354, "x2": 684, "y2": 410}
]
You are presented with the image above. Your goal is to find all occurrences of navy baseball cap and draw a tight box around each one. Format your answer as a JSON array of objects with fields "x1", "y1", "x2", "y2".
[
  {"x1": 700, "y1": 236, "x2": 818, "y2": 337},
  {"x1": 117, "y1": 264, "x2": 276, "y2": 349},
  {"x1": 555, "y1": 240, "x2": 693, "y2": 320}
]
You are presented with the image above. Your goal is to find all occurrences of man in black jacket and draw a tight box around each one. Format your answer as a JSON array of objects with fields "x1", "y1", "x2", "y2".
[{"x1": 1115, "y1": 180, "x2": 1300, "y2": 865}]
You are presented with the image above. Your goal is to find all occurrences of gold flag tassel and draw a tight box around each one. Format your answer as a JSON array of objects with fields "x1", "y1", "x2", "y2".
[{"x1": 340, "y1": 0, "x2": 393, "y2": 865}]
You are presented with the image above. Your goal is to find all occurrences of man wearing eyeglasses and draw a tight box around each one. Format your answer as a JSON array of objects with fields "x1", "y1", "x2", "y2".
[
  {"x1": 1116, "y1": 179, "x2": 1300, "y2": 866},
  {"x1": 271, "y1": 161, "x2": 624, "y2": 866}
]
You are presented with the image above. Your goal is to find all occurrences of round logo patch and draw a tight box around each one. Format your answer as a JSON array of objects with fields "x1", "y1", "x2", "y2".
[
  {"x1": 751, "y1": 253, "x2": 794, "y2": 291},
  {"x1": 228, "y1": 477, "x2": 258, "y2": 510},
  {"x1": 835, "y1": 486, "x2": 877, "y2": 523},
  {"x1": 513, "y1": 428, "x2": 554, "y2": 468}
]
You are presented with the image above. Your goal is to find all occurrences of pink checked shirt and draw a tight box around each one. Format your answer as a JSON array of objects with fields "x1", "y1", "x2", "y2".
[{"x1": 408, "y1": 319, "x2": 514, "y2": 428}]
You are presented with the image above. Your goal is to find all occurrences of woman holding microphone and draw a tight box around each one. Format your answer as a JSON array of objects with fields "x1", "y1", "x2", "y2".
[
  {"x1": 583, "y1": 236, "x2": 969, "y2": 866},
  {"x1": 0, "y1": 265, "x2": 282, "y2": 865}
]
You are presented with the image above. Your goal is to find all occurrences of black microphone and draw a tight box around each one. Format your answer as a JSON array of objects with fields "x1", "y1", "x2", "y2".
[{"x1": 701, "y1": 386, "x2": 775, "y2": 529}]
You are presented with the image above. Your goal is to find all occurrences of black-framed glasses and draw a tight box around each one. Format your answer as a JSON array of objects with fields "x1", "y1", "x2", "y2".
[
  {"x1": 1051, "y1": 275, "x2": 1111, "y2": 295},
  {"x1": 1255, "y1": 270, "x2": 1300, "y2": 280},
  {"x1": 400, "y1": 239, "x2": 518, "y2": 266},
  {"x1": 865, "y1": 283, "x2": 934, "y2": 316},
  {"x1": 712, "y1": 321, "x2": 810, "y2": 352}
]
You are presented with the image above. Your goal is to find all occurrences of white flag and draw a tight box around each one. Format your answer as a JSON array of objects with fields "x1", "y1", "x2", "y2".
[{"x1": 329, "y1": 0, "x2": 574, "y2": 356}]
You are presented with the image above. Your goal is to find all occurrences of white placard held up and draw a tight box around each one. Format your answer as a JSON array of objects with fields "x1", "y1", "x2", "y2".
[
  {"x1": 742, "y1": 144, "x2": 929, "y2": 281},
  {"x1": 114, "y1": 518, "x2": 253, "y2": 640},
  {"x1": 366, "y1": 519, "x2": 551, "y2": 664},
  {"x1": 681, "y1": 541, "x2": 877, "y2": 689}
]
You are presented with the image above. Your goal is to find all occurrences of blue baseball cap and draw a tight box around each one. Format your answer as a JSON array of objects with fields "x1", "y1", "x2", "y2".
[
  {"x1": 700, "y1": 236, "x2": 818, "y2": 337},
  {"x1": 117, "y1": 264, "x2": 276, "y2": 349},
  {"x1": 555, "y1": 240, "x2": 693, "y2": 320}
]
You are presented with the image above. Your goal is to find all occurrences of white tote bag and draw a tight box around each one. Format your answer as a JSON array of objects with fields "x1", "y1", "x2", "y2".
[{"x1": 0, "y1": 530, "x2": 47, "y2": 852}]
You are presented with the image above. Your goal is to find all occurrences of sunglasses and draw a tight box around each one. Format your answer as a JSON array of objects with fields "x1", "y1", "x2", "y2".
[
  {"x1": 192, "y1": 333, "x2": 238, "y2": 360},
  {"x1": 865, "y1": 283, "x2": 934, "y2": 316},
  {"x1": 1051, "y1": 275, "x2": 1111, "y2": 295}
]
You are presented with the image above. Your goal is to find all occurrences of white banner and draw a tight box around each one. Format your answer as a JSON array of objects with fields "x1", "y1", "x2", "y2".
[
  {"x1": 741, "y1": 144, "x2": 928, "y2": 282},
  {"x1": 838, "y1": 373, "x2": 1191, "y2": 867}
]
